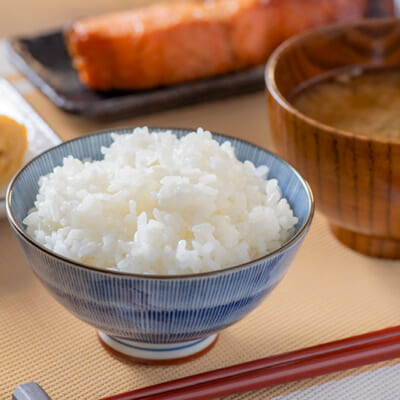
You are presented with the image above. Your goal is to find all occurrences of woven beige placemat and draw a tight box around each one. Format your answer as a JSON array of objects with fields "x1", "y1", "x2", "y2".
[
  {"x1": 1, "y1": 73, "x2": 400, "y2": 399},
  {"x1": 2, "y1": 209, "x2": 400, "y2": 400}
]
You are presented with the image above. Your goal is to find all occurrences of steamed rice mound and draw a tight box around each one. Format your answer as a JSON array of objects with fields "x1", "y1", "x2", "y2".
[{"x1": 24, "y1": 128, "x2": 298, "y2": 275}]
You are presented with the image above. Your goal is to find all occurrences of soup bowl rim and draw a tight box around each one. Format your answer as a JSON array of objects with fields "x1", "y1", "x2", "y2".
[{"x1": 265, "y1": 16, "x2": 400, "y2": 145}]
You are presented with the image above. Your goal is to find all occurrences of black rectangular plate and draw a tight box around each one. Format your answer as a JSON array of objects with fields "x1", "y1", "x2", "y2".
[{"x1": 7, "y1": 30, "x2": 266, "y2": 119}]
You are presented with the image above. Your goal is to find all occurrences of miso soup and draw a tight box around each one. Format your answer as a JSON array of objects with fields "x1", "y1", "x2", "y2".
[{"x1": 291, "y1": 68, "x2": 400, "y2": 140}]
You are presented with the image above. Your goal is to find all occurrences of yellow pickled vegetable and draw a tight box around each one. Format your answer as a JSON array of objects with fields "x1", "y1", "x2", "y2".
[{"x1": 0, "y1": 115, "x2": 28, "y2": 187}]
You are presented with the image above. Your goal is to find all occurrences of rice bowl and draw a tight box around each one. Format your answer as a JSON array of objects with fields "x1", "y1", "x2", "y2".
[{"x1": 7, "y1": 127, "x2": 313, "y2": 363}]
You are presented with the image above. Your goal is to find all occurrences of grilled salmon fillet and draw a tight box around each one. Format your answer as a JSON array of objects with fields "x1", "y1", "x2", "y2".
[{"x1": 65, "y1": 0, "x2": 368, "y2": 91}]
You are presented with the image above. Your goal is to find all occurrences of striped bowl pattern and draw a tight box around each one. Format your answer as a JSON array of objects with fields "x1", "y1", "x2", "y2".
[
  {"x1": 7, "y1": 128, "x2": 314, "y2": 346},
  {"x1": 266, "y1": 18, "x2": 400, "y2": 259}
]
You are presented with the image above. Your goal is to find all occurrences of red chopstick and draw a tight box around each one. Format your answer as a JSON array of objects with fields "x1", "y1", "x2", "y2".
[
  {"x1": 100, "y1": 325, "x2": 400, "y2": 400},
  {"x1": 142, "y1": 337, "x2": 400, "y2": 400}
]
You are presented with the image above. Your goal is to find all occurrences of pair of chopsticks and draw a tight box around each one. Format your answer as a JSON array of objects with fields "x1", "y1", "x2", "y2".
[{"x1": 100, "y1": 326, "x2": 400, "y2": 400}]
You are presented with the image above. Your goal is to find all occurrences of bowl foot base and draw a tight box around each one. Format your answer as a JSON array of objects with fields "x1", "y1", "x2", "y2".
[
  {"x1": 97, "y1": 331, "x2": 218, "y2": 365},
  {"x1": 330, "y1": 224, "x2": 400, "y2": 259}
]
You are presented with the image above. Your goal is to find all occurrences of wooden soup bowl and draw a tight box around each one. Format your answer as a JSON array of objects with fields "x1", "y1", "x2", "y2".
[{"x1": 266, "y1": 18, "x2": 400, "y2": 259}]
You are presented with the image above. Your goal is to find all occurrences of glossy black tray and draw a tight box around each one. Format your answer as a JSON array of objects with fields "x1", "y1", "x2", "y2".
[{"x1": 7, "y1": 30, "x2": 266, "y2": 119}]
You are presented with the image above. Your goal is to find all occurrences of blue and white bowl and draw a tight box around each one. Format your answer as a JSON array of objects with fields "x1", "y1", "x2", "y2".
[{"x1": 6, "y1": 128, "x2": 314, "y2": 364}]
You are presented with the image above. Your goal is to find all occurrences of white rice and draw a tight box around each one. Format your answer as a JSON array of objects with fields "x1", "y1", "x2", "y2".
[{"x1": 24, "y1": 128, "x2": 298, "y2": 275}]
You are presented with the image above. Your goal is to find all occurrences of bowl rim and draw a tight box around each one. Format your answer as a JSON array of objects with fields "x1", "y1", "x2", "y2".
[
  {"x1": 265, "y1": 16, "x2": 400, "y2": 145},
  {"x1": 6, "y1": 126, "x2": 315, "y2": 280}
]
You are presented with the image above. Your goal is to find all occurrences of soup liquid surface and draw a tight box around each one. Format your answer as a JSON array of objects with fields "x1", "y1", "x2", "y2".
[{"x1": 291, "y1": 68, "x2": 400, "y2": 140}]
